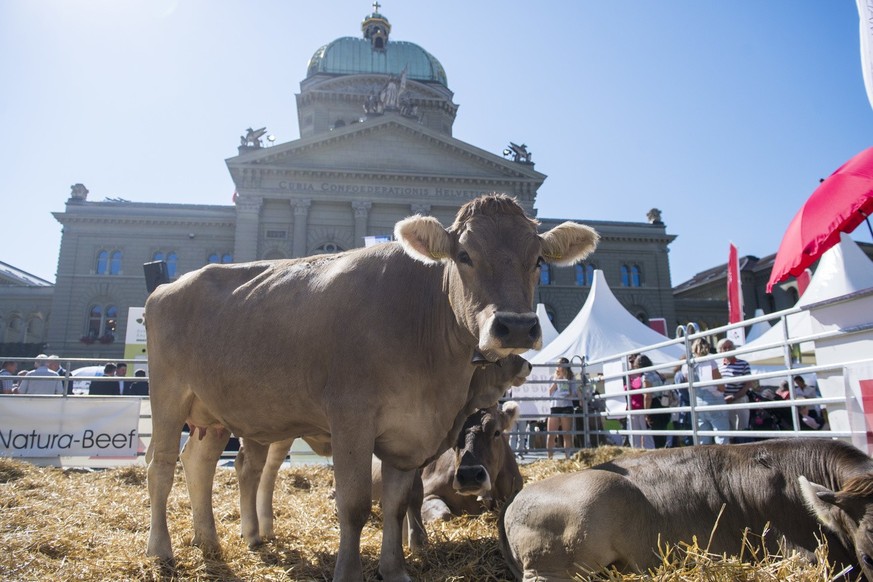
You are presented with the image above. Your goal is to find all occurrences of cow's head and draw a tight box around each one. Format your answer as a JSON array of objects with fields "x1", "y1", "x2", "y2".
[
  {"x1": 468, "y1": 354, "x2": 532, "y2": 411},
  {"x1": 799, "y1": 474, "x2": 873, "y2": 579},
  {"x1": 451, "y1": 401, "x2": 521, "y2": 498},
  {"x1": 395, "y1": 194, "x2": 598, "y2": 361}
]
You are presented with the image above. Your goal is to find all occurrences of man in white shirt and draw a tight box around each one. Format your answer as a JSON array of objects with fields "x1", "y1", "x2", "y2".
[{"x1": 17, "y1": 354, "x2": 64, "y2": 395}]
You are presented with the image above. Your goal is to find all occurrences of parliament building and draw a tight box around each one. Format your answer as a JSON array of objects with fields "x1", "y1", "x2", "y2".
[{"x1": 1, "y1": 8, "x2": 679, "y2": 359}]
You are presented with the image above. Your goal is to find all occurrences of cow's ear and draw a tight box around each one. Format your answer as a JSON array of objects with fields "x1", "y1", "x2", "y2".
[
  {"x1": 799, "y1": 476, "x2": 843, "y2": 531},
  {"x1": 540, "y1": 222, "x2": 599, "y2": 266},
  {"x1": 395, "y1": 215, "x2": 452, "y2": 265},
  {"x1": 501, "y1": 400, "x2": 521, "y2": 426}
]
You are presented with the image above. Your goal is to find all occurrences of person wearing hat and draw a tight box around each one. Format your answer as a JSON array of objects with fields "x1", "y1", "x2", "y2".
[{"x1": 17, "y1": 354, "x2": 64, "y2": 395}]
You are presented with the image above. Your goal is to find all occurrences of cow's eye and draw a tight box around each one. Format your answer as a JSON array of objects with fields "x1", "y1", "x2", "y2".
[
  {"x1": 457, "y1": 250, "x2": 473, "y2": 266},
  {"x1": 494, "y1": 430, "x2": 502, "y2": 438}
]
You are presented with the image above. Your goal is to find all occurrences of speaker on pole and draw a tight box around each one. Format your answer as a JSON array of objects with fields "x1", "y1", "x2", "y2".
[{"x1": 143, "y1": 261, "x2": 170, "y2": 294}]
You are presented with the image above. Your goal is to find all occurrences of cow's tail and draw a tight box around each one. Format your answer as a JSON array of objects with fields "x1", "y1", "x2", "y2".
[{"x1": 497, "y1": 490, "x2": 523, "y2": 581}]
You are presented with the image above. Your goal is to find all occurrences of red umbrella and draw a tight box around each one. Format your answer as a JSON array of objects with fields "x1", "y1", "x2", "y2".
[{"x1": 767, "y1": 147, "x2": 873, "y2": 292}]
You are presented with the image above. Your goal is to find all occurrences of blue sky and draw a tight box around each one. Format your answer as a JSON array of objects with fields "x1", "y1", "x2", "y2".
[{"x1": 3, "y1": 1, "x2": 872, "y2": 286}]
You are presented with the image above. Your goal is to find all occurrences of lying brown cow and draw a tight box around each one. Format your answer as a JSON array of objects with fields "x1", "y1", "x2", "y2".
[
  {"x1": 500, "y1": 438, "x2": 873, "y2": 581},
  {"x1": 420, "y1": 400, "x2": 523, "y2": 522},
  {"x1": 246, "y1": 356, "x2": 532, "y2": 549},
  {"x1": 145, "y1": 194, "x2": 599, "y2": 581}
]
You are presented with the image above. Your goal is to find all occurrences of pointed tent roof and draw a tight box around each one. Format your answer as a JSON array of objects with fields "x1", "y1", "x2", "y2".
[
  {"x1": 744, "y1": 233, "x2": 873, "y2": 363},
  {"x1": 530, "y1": 270, "x2": 684, "y2": 366},
  {"x1": 744, "y1": 309, "x2": 772, "y2": 343},
  {"x1": 521, "y1": 303, "x2": 560, "y2": 360}
]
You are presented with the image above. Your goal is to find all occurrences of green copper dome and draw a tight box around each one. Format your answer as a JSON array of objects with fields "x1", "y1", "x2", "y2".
[{"x1": 306, "y1": 10, "x2": 448, "y2": 87}]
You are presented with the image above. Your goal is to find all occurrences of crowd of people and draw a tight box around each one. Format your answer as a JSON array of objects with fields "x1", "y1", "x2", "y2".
[
  {"x1": 623, "y1": 338, "x2": 826, "y2": 450},
  {"x1": 0, "y1": 355, "x2": 148, "y2": 396}
]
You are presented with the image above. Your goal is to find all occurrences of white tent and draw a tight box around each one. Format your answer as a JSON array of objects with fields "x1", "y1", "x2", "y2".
[
  {"x1": 744, "y1": 234, "x2": 873, "y2": 364},
  {"x1": 520, "y1": 303, "x2": 560, "y2": 360},
  {"x1": 513, "y1": 270, "x2": 684, "y2": 417},
  {"x1": 743, "y1": 309, "x2": 772, "y2": 343}
]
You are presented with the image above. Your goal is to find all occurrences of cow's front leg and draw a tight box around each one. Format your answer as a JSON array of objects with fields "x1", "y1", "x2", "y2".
[
  {"x1": 180, "y1": 425, "x2": 230, "y2": 556},
  {"x1": 235, "y1": 438, "x2": 269, "y2": 547},
  {"x1": 331, "y1": 430, "x2": 375, "y2": 581},
  {"x1": 380, "y1": 462, "x2": 415, "y2": 582}
]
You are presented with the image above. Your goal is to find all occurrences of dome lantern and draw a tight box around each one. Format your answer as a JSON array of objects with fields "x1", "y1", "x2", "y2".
[{"x1": 362, "y1": 2, "x2": 391, "y2": 51}]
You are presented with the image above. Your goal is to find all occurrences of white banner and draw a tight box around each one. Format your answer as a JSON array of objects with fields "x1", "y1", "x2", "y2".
[
  {"x1": 509, "y1": 370, "x2": 552, "y2": 419},
  {"x1": 858, "y1": 0, "x2": 873, "y2": 111},
  {"x1": 0, "y1": 396, "x2": 141, "y2": 457}
]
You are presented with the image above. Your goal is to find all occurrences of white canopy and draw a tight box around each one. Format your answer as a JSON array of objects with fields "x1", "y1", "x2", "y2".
[
  {"x1": 530, "y1": 270, "x2": 684, "y2": 367},
  {"x1": 744, "y1": 309, "x2": 772, "y2": 343},
  {"x1": 744, "y1": 234, "x2": 873, "y2": 364},
  {"x1": 520, "y1": 303, "x2": 560, "y2": 360},
  {"x1": 511, "y1": 270, "x2": 684, "y2": 418}
]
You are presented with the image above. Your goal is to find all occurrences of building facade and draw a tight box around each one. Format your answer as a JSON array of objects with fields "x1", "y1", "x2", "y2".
[{"x1": 1, "y1": 8, "x2": 678, "y2": 358}]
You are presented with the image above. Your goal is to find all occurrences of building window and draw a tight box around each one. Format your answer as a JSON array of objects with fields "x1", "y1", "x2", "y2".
[
  {"x1": 167, "y1": 252, "x2": 178, "y2": 277},
  {"x1": 208, "y1": 252, "x2": 233, "y2": 265},
  {"x1": 631, "y1": 265, "x2": 642, "y2": 287},
  {"x1": 575, "y1": 263, "x2": 596, "y2": 286},
  {"x1": 5, "y1": 316, "x2": 23, "y2": 343},
  {"x1": 314, "y1": 242, "x2": 343, "y2": 255},
  {"x1": 85, "y1": 304, "x2": 118, "y2": 343},
  {"x1": 152, "y1": 251, "x2": 164, "y2": 262},
  {"x1": 621, "y1": 265, "x2": 630, "y2": 286},
  {"x1": 109, "y1": 251, "x2": 123, "y2": 275},
  {"x1": 539, "y1": 264, "x2": 551, "y2": 285},
  {"x1": 96, "y1": 251, "x2": 108, "y2": 274}
]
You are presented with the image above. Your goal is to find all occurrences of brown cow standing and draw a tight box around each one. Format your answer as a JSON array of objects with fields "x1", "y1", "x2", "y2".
[
  {"x1": 144, "y1": 194, "x2": 599, "y2": 581},
  {"x1": 499, "y1": 438, "x2": 873, "y2": 581},
  {"x1": 246, "y1": 356, "x2": 532, "y2": 549}
]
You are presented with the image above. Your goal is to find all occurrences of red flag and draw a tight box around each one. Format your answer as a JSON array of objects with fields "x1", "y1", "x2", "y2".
[
  {"x1": 727, "y1": 243, "x2": 743, "y2": 324},
  {"x1": 796, "y1": 268, "x2": 812, "y2": 297}
]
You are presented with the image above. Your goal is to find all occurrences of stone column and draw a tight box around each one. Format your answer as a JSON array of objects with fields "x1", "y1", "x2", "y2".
[
  {"x1": 352, "y1": 201, "x2": 372, "y2": 248},
  {"x1": 292, "y1": 198, "x2": 311, "y2": 258},
  {"x1": 233, "y1": 195, "x2": 263, "y2": 262},
  {"x1": 411, "y1": 203, "x2": 431, "y2": 216}
]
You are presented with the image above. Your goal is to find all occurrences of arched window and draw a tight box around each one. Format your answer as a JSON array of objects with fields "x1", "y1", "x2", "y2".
[
  {"x1": 109, "y1": 251, "x2": 123, "y2": 275},
  {"x1": 313, "y1": 242, "x2": 343, "y2": 255},
  {"x1": 539, "y1": 264, "x2": 551, "y2": 285},
  {"x1": 631, "y1": 265, "x2": 642, "y2": 287},
  {"x1": 620, "y1": 265, "x2": 630, "y2": 286},
  {"x1": 25, "y1": 317, "x2": 44, "y2": 343},
  {"x1": 208, "y1": 253, "x2": 220, "y2": 264},
  {"x1": 152, "y1": 251, "x2": 164, "y2": 262},
  {"x1": 85, "y1": 304, "x2": 118, "y2": 342},
  {"x1": 96, "y1": 250, "x2": 108, "y2": 274},
  {"x1": 221, "y1": 253, "x2": 233, "y2": 264},
  {"x1": 5, "y1": 316, "x2": 23, "y2": 343},
  {"x1": 575, "y1": 263, "x2": 596, "y2": 286},
  {"x1": 166, "y1": 252, "x2": 178, "y2": 278}
]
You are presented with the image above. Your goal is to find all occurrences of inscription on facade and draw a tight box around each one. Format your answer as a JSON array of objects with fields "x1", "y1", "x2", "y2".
[{"x1": 277, "y1": 181, "x2": 491, "y2": 199}]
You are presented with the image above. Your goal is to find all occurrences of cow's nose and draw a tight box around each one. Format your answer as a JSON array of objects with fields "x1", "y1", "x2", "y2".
[
  {"x1": 455, "y1": 464, "x2": 488, "y2": 489},
  {"x1": 490, "y1": 312, "x2": 541, "y2": 348}
]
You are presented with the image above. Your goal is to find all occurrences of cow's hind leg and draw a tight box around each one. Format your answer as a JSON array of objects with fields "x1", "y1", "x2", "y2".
[
  {"x1": 180, "y1": 423, "x2": 230, "y2": 556},
  {"x1": 235, "y1": 438, "x2": 270, "y2": 546},
  {"x1": 379, "y1": 462, "x2": 416, "y2": 582},
  {"x1": 146, "y1": 391, "x2": 192, "y2": 561},
  {"x1": 257, "y1": 438, "x2": 294, "y2": 539},
  {"x1": 405, "y1": 469, "x2": 428, "y2": 552}
]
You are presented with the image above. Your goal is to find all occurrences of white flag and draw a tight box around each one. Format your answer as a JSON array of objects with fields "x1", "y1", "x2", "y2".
[{"x1": 857, "y1": 0, "x2": 873, "y2": 110}]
